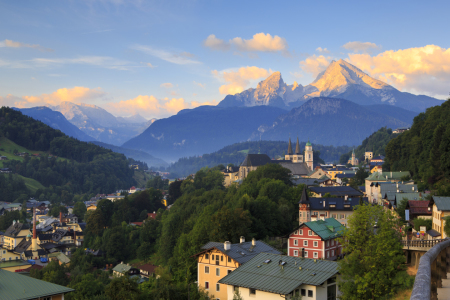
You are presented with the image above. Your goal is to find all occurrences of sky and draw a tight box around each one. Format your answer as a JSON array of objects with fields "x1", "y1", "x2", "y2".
[{"x1": 0, "y1": 0, "x2": 449, "y2": 119}]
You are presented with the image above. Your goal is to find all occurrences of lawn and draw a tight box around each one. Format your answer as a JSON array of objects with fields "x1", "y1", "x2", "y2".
[
  {"x1": 19, "y1": 174, "x2": 45, "y2": 193},
  {"x1": 238, "y1": 149, "x2": 249, "y2": 154}
]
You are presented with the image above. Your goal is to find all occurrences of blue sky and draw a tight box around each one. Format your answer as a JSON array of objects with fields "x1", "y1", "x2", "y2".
[{"x1": 1, "y1": 0, "x2": 449, "y2": 118}]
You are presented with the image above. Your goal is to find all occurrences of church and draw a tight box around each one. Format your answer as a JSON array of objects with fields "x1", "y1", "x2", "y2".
[{"x1": 239, "y1": 138, "x2": 313, "y2": 180}]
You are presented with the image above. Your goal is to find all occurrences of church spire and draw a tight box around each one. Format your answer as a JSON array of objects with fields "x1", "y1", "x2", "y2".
[
  {"x1": 287, "y1": 138, "x2": 293, "y2": 155},
  {"x1": 295, "y1": 137, "x2": 301, "y2": 154},
  {"x1": 299, "y1": 188, "x2": 310, "y2": 204}
]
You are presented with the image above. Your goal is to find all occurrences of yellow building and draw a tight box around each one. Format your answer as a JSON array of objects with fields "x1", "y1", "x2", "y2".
[
  {"x1": 325, "y1": 168, "x2": 346, "y2": 180},
  {"x1": 87, "y1": 204, "x2": 97, "y2": 211},
  {"x1": 221, "y1": 166, "x2": 239, "y2": 187},
  {"x1": 429, "y1": 196, "x2": 450, "y2": 238},
  {"x1": 364, "y1": 152, "x2": 373, "y2": 161},
  {"x1": 370, "y1": 165, "x2": 382, "y2": 173},
  {"x1": 193, "y1": 237, "x2": 282, "y2": 300}
]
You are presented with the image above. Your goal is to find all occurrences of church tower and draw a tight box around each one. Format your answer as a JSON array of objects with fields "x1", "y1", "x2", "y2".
[
  {"x1": 305, "y1": 140, "x2": 313, "y2": 171},
  {"x1": 299, "y1": 187, "x2": 311, "y2": 223},
  {"x1": 285, "y1": 138, "x2": 303, "y2": 163},
  {"x1": 285, "y1": 138, "x2": 293, "y2": 161}
]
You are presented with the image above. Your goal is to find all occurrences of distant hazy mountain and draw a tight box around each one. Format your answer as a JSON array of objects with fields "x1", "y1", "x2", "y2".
[
  {"x1": 16, "y1": 107, "x2": 95, "y2": 142},
  {"x1": 122, "y1": 105, "x2": 286, "y2": 161},
  {"x1": 218, "y1": 59, "x2": 443, "y2": 112},
  {"x1": 50, "y1": 102, "x2": 150, "y2": 146},
  {"x1": 91, "y1": 141, "x2": 168, "y2": 168},
  {"x1": 363, "y1": 104, "x2": 417, "y2": 125},
  {"x1": 256, "y1": 97, "x2": 412, "y2": 146}
]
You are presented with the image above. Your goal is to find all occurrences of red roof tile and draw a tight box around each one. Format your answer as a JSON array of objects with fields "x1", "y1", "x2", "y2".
[{"x1": 408, "y1": 200, "x2": 431, "y2": 215}]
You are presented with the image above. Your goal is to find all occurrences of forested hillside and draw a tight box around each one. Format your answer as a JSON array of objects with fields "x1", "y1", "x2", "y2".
[
  {"x1": 384, "y1": 99, "x2": 450, "y2": 194},
  {"x1": 165, "y1": 141, "x2": 352, "y2": 177},
  {"x1": 340, "y1": 127, "x2": 399, "y2": 164},
  {"x1": 80, "y1": 164, "x2": 305, "y2": 297},
  {"x1": 0, "y1": 107, "x2": 136, "y2": 202}
]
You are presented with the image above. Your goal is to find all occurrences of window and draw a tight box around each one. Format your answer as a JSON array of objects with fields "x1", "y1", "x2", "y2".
[
  {"x1": 314, "y1": 252, "x2": 318, "y2": 258},
  {"x1": 250, "y1": 288, "x2": 256, "y2": 295},
  {"x1": 212, "y1": 255, "x2": 214, "y2": 260},
  {"x1": 332, "y1": 250, "x2": 335, "y2": 256},
  {"x1": 205, "y1": 282, "x2": 209, "y2": 289},
  {"x1": 304, "y1": 251, "x2": 308, "y2": 257},
  {"x1": 216, "y1": 283, "x2": 220, "y2": 291},
  {"x1": 299, "y1": 229, "x2": 303, "y2": 235},
  {"x1": 301, "y1": 289, "x2": 306, "y2": 296},
  {"x1": 303, "y1": 240, "x2": 308, "y2": 246},
  {"x1": 313, "y1": 241, "x2": 318, "y2": 247},
  {"x1": 295, "y1": 230, "x2": 298, "y2": 235},
  {"x1": 331, "y1": 240, "x2": 334, "y2": 246},
  {"x1": 205, "y1": 266, "x2": 209, "y2": 274},
  {"x1": 326, "y1": 240, "x2": 329, "y2": 247},
  {"x1": 294, "y1": 239, "x2": 298, "y2": 246},
  {"x1": 294, "y1": 250, "x2": 298, "y2": 256},
  {"x1": 332, "y1": 213, "x2": 337, "y2": 218},
  {"x1": 341, "y1": 214, "x2": 345, "y2": 219},
  {"x1": 308, "y1": 290, "x2": 313, "y2": 297},
  {"x1": 228, "y1": 257, "x2": 231, "y2": 263},
  {"x1": 228, "y1": 270, "x2": 232, "y2": 275},
  {"x1": 216, "y1": 268, "x2": 220, "y2": 276},
  {"x1": 308, "y1": 230, "x2": 312, "y2": 236},
  {"x1": 221, "y1": 256, "x2": 223, "y2": 262},
  {"x1": 216, "y1": 255, "x2": 219, "y2": 261},
  {"x1": 326, "y1": 251, "x2": 329, "y2": 258}
]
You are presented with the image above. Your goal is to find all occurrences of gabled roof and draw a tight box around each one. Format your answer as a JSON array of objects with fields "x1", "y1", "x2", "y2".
[
  {"x1": 431, "y1": 196, "x2": 450, "y2": 211},
  {"x1": 113, "y1": 263, "x2": 132, "y2": 273},
  {"x1": 240, "y1": 154, "x2": 272, "y2": 167},
  {"x1": 275, "y1": 161, "x2": 309, "y2": 176},
  {"x1": 199, "y1": 240, "x2": 281, "y2": 265},
  {"x1": 0, "y1": 269, "x2": 74, "y2": 299},
  {"x1": 305, "y1": 197, "x2": 367, "y2": 211},
  {"x1": 309, "y1": 186, "x2": 362, "y2": 197},
  {"x1": 135, "y1": 263, "x2": 157, "y2": 273},
  {"x1": 395, "y1": 192, "x2": 424, "y2": 201},
  {"x1": 292, "y1": 178, "x2": 327, "y2": 186},
  {"x1": 301, "y1": 218, "x2": 344, "y2": 240},
  {"x1": 335, "y1": 173, "x2": 355, "y2": 179},
  {"x1": 406, "y1": 200, "x2": 431, "y2": 215},
  {"x1": 14, "y1": 239, "x2": 31, "y2": 254},
  {"x1": 287, "y1": 138, "x2": 293, "y2": 155},
  {"x1": 372, "y1": 155, "x2": 385, "y2": 160},
  {"x1": 218, "y1": 253, "x2": 338, "y2": 295},
  {"x1": 366, "y1": 171, "x2": 410, "y2": 181},
  {"x1": 4, "y1": 222, "x2": 30, "y2": 238}
]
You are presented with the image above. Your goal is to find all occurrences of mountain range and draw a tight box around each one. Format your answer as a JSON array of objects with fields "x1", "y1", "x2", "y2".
[
  {"x1": 218, "y1": 59, "x2": 442, "y2": 112},
  {"x1": 50, "y1": 102, "x2": 154, "y2": 146}
]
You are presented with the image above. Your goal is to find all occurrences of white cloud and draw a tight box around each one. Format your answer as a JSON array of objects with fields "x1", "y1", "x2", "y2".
[
  {"x1": 193, "y1": 81, "x2": 206, "y2": 89},
  {"x1": 0, "y1": 87, "x2": 106, "y2": 108},
  {"x1": 316, "y1": 47, "x2": 330, "y2": 53},
  {"x1": 131, "y1": 45, "x2": 201, "y2": 65},
  {"x1": 0, "y1": 56, "x2": 134, "y2": 70},
  {"x1": 343, "y1": 41, "x2": 382, "y2": 53},
  {"x1": 203, "y1": 32, "x2": 288, "y2": 54},
  {"x1": 299, "y1": 55, "x2": 332, "y2": 77},
  {"x1": 212, "y1": 66, "x2": 272, "y2": 95},
  {"x1": 106, "y1": 95, "x2": 218, "y2": 118},
  {"x1": 346, "y1": 45, "x2": 450, "y2": 97},
  {"x1": 0, "y1": 39, "x2": 53, "y2": 52},
  {"x1": 160, "y1": 83, "x2": 174, "y2": 88}
]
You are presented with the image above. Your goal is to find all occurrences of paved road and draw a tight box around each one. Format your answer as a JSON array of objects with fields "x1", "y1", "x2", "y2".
[{"x1": 438, "y1": 274, "x2": 450, "y2": 299}]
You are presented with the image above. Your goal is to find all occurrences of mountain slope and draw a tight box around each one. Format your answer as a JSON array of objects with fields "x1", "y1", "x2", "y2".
[
  {"x1": 363, "y1": 104, "x2": 417, "y2": 125},
  {"x1": 122, "y1": 105, "x2": 286, "y2": 161},
  {"x1": 257, "y1": 97, "x2": 411, "y2": 146},
  {"x1": 218, "y1": 59, "x2": 443, "y2": 112},
  {"x1": 15, "y1": 107, "x2": 95, "y2": 142},
  {"x1": 51, "y1": 102, "x2": 150, "y2": 145},
  {"x1": 91, "y1": 141, "x2": 168, "y2": 168}
]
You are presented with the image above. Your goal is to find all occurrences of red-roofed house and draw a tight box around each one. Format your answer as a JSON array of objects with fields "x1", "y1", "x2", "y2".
[
  {"x1": 130, "y1": 222, "x2": 143, "y2": 226},
  {"x1": 135, "y1": 263, "x2": 158, "y2": 278},
  {"x1": 406, "y1": 200, "x2": 431, "y2": 220},
  {"x1": 129, "y1": 186, "x2": 137, "y2": 194},
  {"x1": 147, "y1": 212, "x2": 157, "y2": 220}
]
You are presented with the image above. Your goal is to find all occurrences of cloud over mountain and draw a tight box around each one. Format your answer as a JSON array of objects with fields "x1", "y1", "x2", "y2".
[
  {"x1": 204, "y1": 33, "x2": 288, "y2": 53},
  {"x1": 212, "y1": 66, "x2": 272, "y2": 95},
  {"x1": 0, "y1": 39, "x2": 53, "y2": 52},
  {"x1": 343, "y1": 41, "x2": 381, "y2": 53}
]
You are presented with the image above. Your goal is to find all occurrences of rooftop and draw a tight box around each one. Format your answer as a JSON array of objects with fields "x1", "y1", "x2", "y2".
[
  {"x1": 431, "y1": 197, "x2": 450, "y2": 211},
  {"x1": 218, "y1": 252, "x2": 338, "y2": 295},
  {"x1": 366, "y1": 171, "x2": 410, "y2": 181},
  {"x1": 199, "y1": 240, "x2": 281, "y2": 265},
  {"x1": 0, "y1": 269, "x2": 74, "y2": 299},
  {"x1": 309, "y1": 186, "x2": 362, "y2": 197},
  {"x1": 301, "y1": 218, "x2": 345, "y2": 240}
]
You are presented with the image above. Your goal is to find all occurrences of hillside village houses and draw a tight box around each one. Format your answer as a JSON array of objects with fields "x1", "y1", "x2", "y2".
[
  {"x1": 218, "y1": 253, "x2": 340, "y2": 300},
  {"x1": 429, "y1": 196, "x2": 450, "y2": 238},
  {"x1": 193, "y1": 237, "x2": 281, "y2": 300}
]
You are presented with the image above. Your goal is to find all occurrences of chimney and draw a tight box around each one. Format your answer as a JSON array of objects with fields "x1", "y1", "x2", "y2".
[
  {"x1": 252, "y1": 238, "x2": 256, "y2": 246},
  {"x1": 323, "y1": 200, "x2": 326, "y2": 208},
  {"x1": 345, "y1": 195, "x2": 348, "y2": 201},
  {"x1": 59, "y1": 211, "x2": 63, "y2": 224},
  {"x1": 32, "y1": 207, "x2": 37, "y2": 251},
  {"x1": 412, "y1": 186, "x2": 415, "y2": 191},
  {"x1": 390, "y1": 172, "x2": 392, "y2": 178},
  {"x1": 240, "y1": 236, "x2": 245, "y2": 243},
  {"x1": 224, "y1": 241, "x2": 231, "y2": 250}
]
